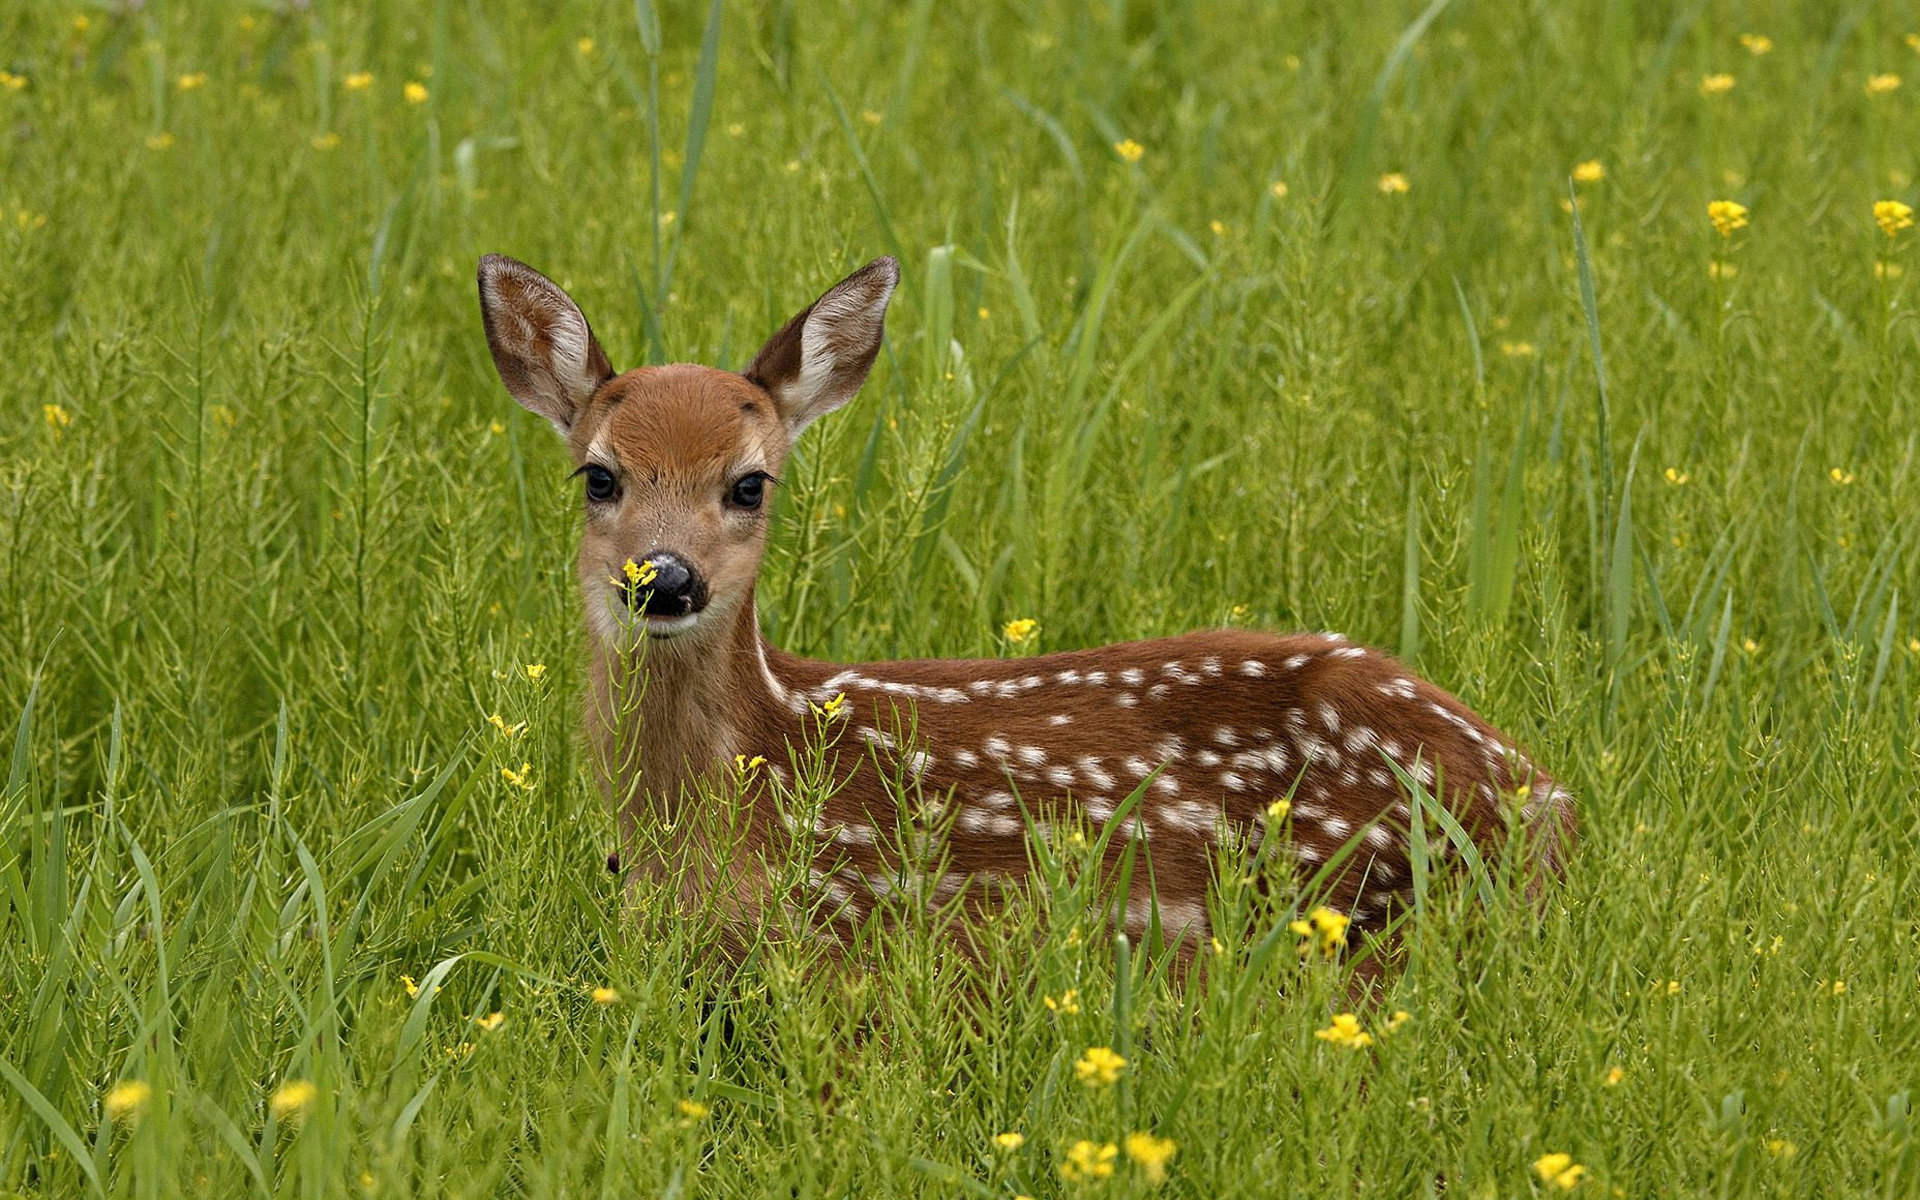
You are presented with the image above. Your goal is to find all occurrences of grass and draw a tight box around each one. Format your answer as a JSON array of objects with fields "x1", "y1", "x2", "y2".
[{"x1": 2, "y1": 1, "x2": 1918, "y2": 1195}]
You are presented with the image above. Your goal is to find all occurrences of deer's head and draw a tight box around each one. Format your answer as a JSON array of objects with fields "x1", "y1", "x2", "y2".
[{"x1": 478, "y1": 255, "x2": 898, "y2": 653}]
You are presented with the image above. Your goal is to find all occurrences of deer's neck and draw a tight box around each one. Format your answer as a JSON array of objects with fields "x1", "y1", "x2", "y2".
[{"x1": 591, "y1": 591, "x2": 803, "y2": 824}]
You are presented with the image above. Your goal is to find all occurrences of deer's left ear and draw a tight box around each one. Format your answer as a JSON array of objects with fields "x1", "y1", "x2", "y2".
[{"x1": 743, "y1": 256, "x2": 899, "y2": 437}]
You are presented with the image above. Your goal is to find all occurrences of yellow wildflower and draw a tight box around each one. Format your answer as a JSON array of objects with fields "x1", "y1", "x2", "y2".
[
  {"x1": 1378, "y1": 172, "x2": 1410, "y2": 194},
  {"x1": 1829, "y1": 467, "x2": 1856, "y2": 485},
  {"x1": 1113, "y1": 138, "x2": 1144, "y2": 164},
  {"x1": 1270, "y1": 180, "x2": 1289, "y2": 198},
  {"x1": 1708, "y1": 259, "x2": 1737, "y2": 279},
  {"x1": 0, "y1": 72, "x2": 27, "y2": 91},
  {"x1": 1762, "y1": 1136, "x2": 1797, "y2": 1158},
  {"x1": 1124, "y1": 1131, "x2": 1178, "y2": 1185},
  {"x1": 1707, "y1": 199, "x2": 1749, "y2": 237},
  {"x1": 676, "y1": 1098, "x2": 710, "y2": 1120},
  {"x1": 43, "y1": 404, "x2": 72, "y2": 437},
  {"x1": 1818, "y1": 978, "x2": 1847, "y2": 995},
  {"x1": 474, "y1": 1011, "x2": 505, "y2": 1032},
  {"x1": 994, "y1": 1131, "x2": 1026, "y2": 1152},
  {"x1": 591, "y1": 986, "x2": 620, "y2": 1005},
  {"x1": 1384, "y1": 1009, "x2": 1411, "y2": 1033},
  {"x1": 1289, "y1": 905, "x2": 1350, "y2": 957},
  {"x1": 812, "y1": 692, "x2": 849, "y2": 720},
  {"x1": 1265, "y1": 798, "x2": 1291, "y2": 823},
  {"x1": 269, "y1": 1080, "x2": 318, "y2": 1121},
  {"x1": 1209, "y1": 219, "x2": 1227, "y2": 236},
  {"x1": 312, "y1": 132, "x2": 342, "y2": 150},
  {"x1": 1865, "y1": 73, "x2": 1901, "y2": 95},
  {"x1": 104, "y1": 1080, "x2": 153, "y2": 1121},
  {"x1": 1739, "y1": 34, "x2": 1773, "y2": 56},
  {"x1": 524, "y1": 663, "x2": 547, "y2": 681},
  {"x1": 1877, "y1": 261, "x2": 1906, "y2": 279},
  {"x1": 1909, "y1": 33, "x2": 1920, "y2": 54},
  {"x1": 1533, "y1": 1152, "x2": 1588, "y2": 1190},
  {"x1": 1003, "y1": 617, "x2": 1039, "y2": 644},
  {"x1": 1572, "y1": 160, "x2": 1605, "y2": 182},
  {"x1": 500, "y1": 761, "x2": 533, "y2": 789},
  {"x1": 146, "y1": 133, "x2": 175, "y2": 151},
  {"x1": 176, "y1": 72, "x2": 207, "y2": 91},
  {"x1": 1875, "y1": 200, "x2": 1915, "y2": 237},
  {"x1": 734, "y1": 753, "x2": 767, "y2": 772},
  {"x1": 402, "y1": 974, "x2": 420, "y2": 999},
  {"x1": 577, "y1": 37, "x2": 595, "y2": 56},
  {"x1": 1605, "y1": 1065, "x2": 1626, "y2": 1086},
  {"x1": 1044, "y1": 987, "x2": 1081, "y2": 1015},
  {"x1": 487, "y1": 713, "x2": 526, "y2": 738},
  {"x1": 622, "y1": 557, "x2": 659, "y2": 587},
  {"x1": 344, "y1": 71, "x2": 373, "y2": 91},
  {"x1": 1663, "y1": 467, "x2": 1690, "y2": 485},
  {"x1": 404, "y1": 81, "x2": 429, "y2": 104},
  {"x1": 1074, "y1": 1045, "x2": 1127, "y2": 1087},
  {"x1": 1663, "y1": 979, "x2": 1682, "y2": 995},
  {"x1": 1699, "y1": 72, "x2": 1736, "y2": 95},
  {"x1": 1060, "y1": 1140, "x2": 1118, "y2": 1182},
  {"x1": 1500, "y1": 341, "x2": 1537, "y2": 357},
  {"x1": 1314, "y1": 1012, "x2": 1375, "y2": 1049}
]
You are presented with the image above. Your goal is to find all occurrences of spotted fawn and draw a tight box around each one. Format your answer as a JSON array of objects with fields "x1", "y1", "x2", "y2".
[{"x1": 477, "y1": 253, "x2": 1575, "y2": 958}]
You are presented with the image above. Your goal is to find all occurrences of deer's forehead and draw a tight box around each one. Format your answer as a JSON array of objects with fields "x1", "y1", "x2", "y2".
[{"x1": 575, "y1": 366, "x2": 782, "y2": 475}]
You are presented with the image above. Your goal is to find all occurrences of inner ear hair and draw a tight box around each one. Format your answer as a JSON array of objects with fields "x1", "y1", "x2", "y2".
[
  {"x1": 745, "y1": 256, "x2": 899, "y2": 437},
  {"x1": 477, "y1": 254, "x2": 615, "y2": 434}
]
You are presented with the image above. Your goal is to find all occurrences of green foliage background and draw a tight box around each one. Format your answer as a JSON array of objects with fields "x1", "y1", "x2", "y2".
[{"x1": 1, "y1": 0, "x2": 1916, "y2": 1195}]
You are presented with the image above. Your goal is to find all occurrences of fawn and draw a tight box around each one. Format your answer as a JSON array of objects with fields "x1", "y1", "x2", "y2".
[{"x1": 477, "y1": 253, "x2": 1575, "y2": 960}]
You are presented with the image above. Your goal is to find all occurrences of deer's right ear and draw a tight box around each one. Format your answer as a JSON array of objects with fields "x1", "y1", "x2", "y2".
[{"x1": 477, "y1": 254, "x2": 615, "y2": 434}]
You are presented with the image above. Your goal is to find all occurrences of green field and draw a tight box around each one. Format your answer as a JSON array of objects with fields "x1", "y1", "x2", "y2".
[{"x1": 3, "y1": 1, "x2": 1918, "y2": 1195}]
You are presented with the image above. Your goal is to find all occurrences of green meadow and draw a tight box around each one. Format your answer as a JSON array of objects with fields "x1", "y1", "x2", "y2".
[{"x1": 3, "y1": 0, "x2": 1918, "y2": 1195}]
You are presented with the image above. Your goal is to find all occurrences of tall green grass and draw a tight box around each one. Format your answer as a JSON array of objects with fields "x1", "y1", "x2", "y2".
[{"x1": 2, "y1": 1, "x2": 1917, "y2": 1195}]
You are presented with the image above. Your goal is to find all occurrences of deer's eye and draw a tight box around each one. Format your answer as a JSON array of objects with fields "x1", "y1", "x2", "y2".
[
  {"x1": 728, "y1": 471, "x2": 769, "y2": 510},
  {"x1": 583, "y1": 465, "x2": 618, "y2": 503}
]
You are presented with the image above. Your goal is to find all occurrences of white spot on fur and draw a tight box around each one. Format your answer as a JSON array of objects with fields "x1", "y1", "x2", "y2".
[
  {"x1": 1046, "y1": 765, "x2": 1075, "y2": 788},
  {"x1": 1016, "y1": 745, "x2": 1047, "y2": 767},
  {"x1": 953, "y1": 749, "x2": 979, "y2": 768},
  {"x1": 984, "y1": 734, "x2": 1012, "y2": 760},
  {"x1": 1284, "y1": 653, "x2": 1311, "y2": 670},
  {"x1": 1147, "y1": 683, "x2": 1171, "y2": 701},
  {"x1": 1120, "y1": 667, "x2": 1145, "y2": 686},
  {"x1": 1220, "y1": 771, "x2": 1248, "y2": 792},
  {"x1": 1079, "y1": 757, "x2": 1115, "y2": 791},
  {"x1": 1048, "y1": 713, "x2": 1073, "y2": 726},
  {"x1": 1213, "y1": 726, "x2": 1240, "y2": 747},
  {"x1": 1117, "y1": 693, "x2": 1138, "y2": 708},
  {"x1": 1239, "y1": 660, "x2": 1268, "y2": 677}
]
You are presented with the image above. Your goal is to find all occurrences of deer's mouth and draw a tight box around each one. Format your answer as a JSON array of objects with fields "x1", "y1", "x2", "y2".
[{"x1": 640, "y1": 612, "x2": 701, "y2": 639}]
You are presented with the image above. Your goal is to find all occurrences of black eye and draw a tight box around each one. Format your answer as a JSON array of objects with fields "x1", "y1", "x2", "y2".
[
  {"x1": 729, "y1": 472, "x2": 769, "y2": 510},
  {"x1": 583, "y1": 465, "x2": 618, "y2": 503}
]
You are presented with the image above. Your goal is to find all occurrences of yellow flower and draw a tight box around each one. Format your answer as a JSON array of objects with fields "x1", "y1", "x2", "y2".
[
  {"x1": 176, "y1": 72, "x2": 208, "y2": 91},
  {"x1": 1113, "y1": 138, "x2": 1145, "y2": 164},
  {"x1": 74, "y1": 14, "x2": 93, "y2": 32},
  {"x1": 1699, "y1": 72, "x2": 1736, "y2": 95},
  {"x1": 1663, "y1": 979, "x2": 1681, "y2": 995},
  {"x1": 1074, "y1": 1046, "x2": 1127, "y2": 1087},
  {"x1": 1663, "y1": 467, "x2": 1691, "y2": 485},
  {"x1": 104, "y1": 1080, "x2": 153, "y2": 1121},
  {"x1": 1533, "y1": 1152, "x2": 1588, "y2": 1190},
  {"x1": 1209, "y1": 219, "x2": 1227, "y2": 236},
  {"x1": 1865, "y1": 73, "x2": 1901, "y2": 96},
  {"x1": 591, "y1": 986, "x2": 620, "y2": 1005},
  {"x1": 859, "y1": 109, "x2": 883, "y2": 125},
  {"x1": 474, "y1": 1011, "x2": 505, "y2": 1032},
  {"x1": 812, "y1": 691, "x2": 849, "y2": 720},
  {"x1": 43, "y1": 404, "x2": 72, "y2": 437},
  {"x1": 1572, "y1": 160, "x2": 1605, "y2": 183},
  {"x1": 622, "y1": 557, "x2": 659, "y2": 587},
  {"x1": 1124, "y1": 1131, "x2": 1178, "y2": 1185},
  {"x1": 1060, "y1": 1140, "x2": 1119, "y2": 1182},
  {"x1": 1875, "y1": 199, "x2": 1915, "y2": 237},
  {"x1": 146, "y1": 133, "x2": 175, "y2": 151},
  {"x1": 404, "y1": 81, "x2": 429, "y2": 104},
  {"x1": 0, "y1": 71, "x2": 27, "y2": 91},
  {"x1": 1003, "y1": 617, "x2": 1039, "y2": 644},
  {"x1": 1829, "y1": 467, "x2": 1856, "y2": 485},
  {"x1": 1265, "y1": 798, "x2": 1291, "y2": 823},
  {"x1": 994, "y1": 1131, "x2": 1026, "y2": 1152},
  {"x1": 1270, "y1": 180, "x2": 1289, "y2": 198},
  {"x1": 402, "y1": 974, "x2": 419, "y2": 999},
  {"x1": 1877, "y1": 261, "x2": 1906, "y2": 280},
  {"x1": 726, "y1": 122, "x2": 747, "y2": 137},
  {"x1": 269, "y1": 1080, "x2": 318, "y2": 1121},
  {"x1": 1378, "y1": 172, "x2": 1410, "y2": 194},
  {"x1": 487, "y1": 713, "x2": 526, "y2": 738},
  {"x1": 1708, "y1": 260, "x2": 1738, "y2": 280},
  {"x1": 524, "y1": 663, "x2": 547, "y2": 681},
  {"x1": 1604, "y1": 1065, "x2": 1626, "y2": 1086},
  {"x1": 676, "y1": 1098, "x2": 710, "y2": 1119},
  {"x1": 500, "y1": 761, "x2": 533, "y2": 789},
  {"x1": 577, "y1": 37, "x2": 595, "y2": 56},
  {"x1": 1499, "y1": 340, "x2": 1537, "y2": 357},
  {"x1": 1384, "y1": 1009, "x2": 1411, "y2": 1033},
  {"x1": 734, "y1": 753, "x2": 767, "y2": 772},
  {"x1": 312, "y1": 132, "x2": 342, "y2": 150},
  {"x1": 1818, "y1": 978, "x2": 1847, "y2": 995},
  {"x1": 1762, "y1": 1136, "x2": 1798, "y2": 1158},
  {"x1": 1043, "y1": 987, "x2": 1081, "y2": 1015},
  {"x1": 344, "y1": 71, "x2": 374, "y2": 91},
  {"x1": 1707, "y1": 199, "x2": 1749, "y2": 237},
  {"x1": 1742, "y1": 637, "x2": 1760, "y2": 654},
  {"x1": 1313, "y1": 1012, "x2": 1375, "y2": 1049},
  {"x1": 1739, "y1": 34, "x2": 1773, "y2": 56},
  {"x1": 1289, "y1": 905, "x2": 1351, "y2": 957}
]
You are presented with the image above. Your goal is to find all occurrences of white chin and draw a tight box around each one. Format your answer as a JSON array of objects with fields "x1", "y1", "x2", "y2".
[{"x1": 640, "y1": 612, "x2": 701, "y2": 639}]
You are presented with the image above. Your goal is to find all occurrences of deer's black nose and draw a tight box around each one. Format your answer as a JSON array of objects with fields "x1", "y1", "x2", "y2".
[{"x1": 626, "y1": 551, "x2": 708, "y2": 616}]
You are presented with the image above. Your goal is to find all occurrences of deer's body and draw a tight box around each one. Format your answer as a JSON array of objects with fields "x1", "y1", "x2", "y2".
[{"x1": 479, "y1": 253, "x2": 1575, "y2": 958}]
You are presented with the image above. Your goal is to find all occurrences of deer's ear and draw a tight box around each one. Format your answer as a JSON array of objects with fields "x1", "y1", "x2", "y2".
[
  {"x1": 744, "y1": 256, "x2": 899, "y2": 437},
  {"x1": 477, "y1": 254, "x2": 615, "y2": 433}
]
